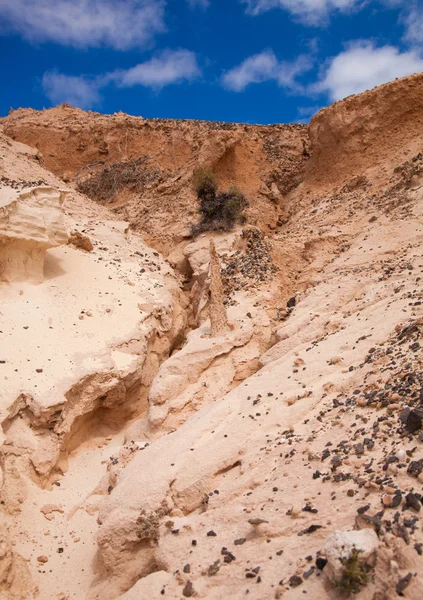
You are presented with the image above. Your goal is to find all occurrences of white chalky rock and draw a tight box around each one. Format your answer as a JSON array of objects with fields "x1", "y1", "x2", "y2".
[{"x1": 323, "y1": 529, "x2": 379, "y2": 583}]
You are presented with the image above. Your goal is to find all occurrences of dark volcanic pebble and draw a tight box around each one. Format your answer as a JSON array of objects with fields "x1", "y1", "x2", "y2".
[{"x1": 289, "y1": 575, "x2": 303, "y2": 587}]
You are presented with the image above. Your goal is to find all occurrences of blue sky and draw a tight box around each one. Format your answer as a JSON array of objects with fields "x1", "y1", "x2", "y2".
[{"x1": 0, "y1": 0, "x2": 422, "y2": 123}]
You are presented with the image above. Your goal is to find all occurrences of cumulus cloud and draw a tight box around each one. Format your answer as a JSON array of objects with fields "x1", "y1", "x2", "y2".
[
  {"x1": 222, "y1": 49, "x2": 312, "y2": 92},
  {"x1": 41, "y1": 50, "x2": 201, "y2": 108},
  {"x1": 403, "y1": 6, "x2": 423, "y2": 46},
  {"x1": 241, "y1": 0, "x2": 362, "y2": 25},
  {"x1": 0, "y1": 0, "x2": 166, "y2": 49},
  {"x1": 42, "y1": 72, "x2": 101, "y2": 108},
  {"x1": 117, "y1": 50, "x2": 201, "y2": 88},
  {"x1": 314, "y1": 41, "x2": 423, "y2": 101}
]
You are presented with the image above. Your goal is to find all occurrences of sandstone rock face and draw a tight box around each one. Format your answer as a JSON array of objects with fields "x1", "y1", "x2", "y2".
[
  {"x1": 306, "y1": 72, "x2": 423, "y2": 189},
  {"x1": 0, "y1": 186, "x2": 67, "y2": 283}
]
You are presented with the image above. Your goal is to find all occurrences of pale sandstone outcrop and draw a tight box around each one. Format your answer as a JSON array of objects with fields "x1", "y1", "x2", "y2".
[
  {"x1": 181, "y1": 231, "x2": 238, "y2": 326},
  {"x1": 0, "y1": 134, "x2": 188, "y2": 526},
  {"x1": 209, "y1": 239, "x2": 229, "y2": 337},
  {"x1": 0, "y1": 186, "x2": 67, "y2": 283},
  {"x1": 147, "y1": 293, "x2": 270, "y2": 432}
]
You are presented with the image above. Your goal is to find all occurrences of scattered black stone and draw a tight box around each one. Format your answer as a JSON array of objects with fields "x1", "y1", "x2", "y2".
[
  {"x1": 355, "y1": 514, "x2": 381, "y2": 534},
  {"x1": 400, "y1": 407, "x2": 411, "y2": 423},
  {"x1": 221, "y1": 547, "x2": 236, "y2": 563},
  {"x1": 391, "y1": 491, "x2": 403, "y2": 508},
  {"x1": 407, "y1": 459, "x2": 423, "y2": 478},
  {"x1": 404, "y1": 409, "x2": 423, "y2": 433},
  {"x1": 316, "y1": 557, "x2": 327, "y2": 571},
  {"x1": 223, "y1": 553, "x2": 236, "y2": 564},
  {"x1": 234, "y1": 538, "x2": 246, "y2": 545},
  {"x1": 354, "y1": 442, "x2": 365, "y2": 455},
  {"x1": 208, "y1": 560, "x2": 221, "y2": 576},
  {"x1": 405, "y1": 492, "x2": 421, "y2": 512},
  {"x1": 303, "y1": 567, "x2": 315, "y2": 579},
  {"x1": 248, "y1": 518, "x2": 269, "y2": 525},
  {"x1": 182, "y1": 581, "x2": 195, "y2": 597},
  {"x1": 357, "y1": 504, "x2": 371, "y2": 515},
  {"x1": 321, "y1": 449, "x2": 330, "y2": 461},
  {"x1": 302, "y1": 503, "x2": 318, "y2": 514},
  {"x1": 289, "y1": 575, "x2": 303, "y2": 587},
  {"x1": 298, "y1": 525, "x2": 322, "y2": 536},
  {"x1": 396, "y1": 573, "x2": 412, "y2": 596},
  {"x1": 207, "y1": 530, "x2": 217, "y2": 537},
  {"x1": 331, "y1": 455, "x2": 342, "y2": 467},
  {"x1": 183, "y1": 564, "x2": 191, "y2": 573}
]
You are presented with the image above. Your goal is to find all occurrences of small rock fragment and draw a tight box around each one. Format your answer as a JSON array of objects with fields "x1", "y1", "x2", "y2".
[
  {"x1": 396, "y1": 573, "x2": 412, "y2": 596},
  {"x1": 182, "y1": 581, "x2": 195, "y2": 597}
]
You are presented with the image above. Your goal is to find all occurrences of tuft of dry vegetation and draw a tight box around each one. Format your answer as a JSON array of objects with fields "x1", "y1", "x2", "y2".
[
  {"x1": 336, "y1": 548, "x2": 370, "y2": 595},
  {"x1": 76, "y1": 156, "x2": 162, "y2": 204},
  {"x1": 192, "y1": 167, "x2": 248, "y2": 235}
]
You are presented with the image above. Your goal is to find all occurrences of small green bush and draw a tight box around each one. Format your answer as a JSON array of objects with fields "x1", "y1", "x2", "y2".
[
  {"x1": 192, "y1": 169, "x2": 248, "y2": 235},
  {"x1": 336, "y1": 548, "x2": 369, "y2": 595},
  {"x1": 193, "y1": 168, "x2": 218, "y2": 200}
]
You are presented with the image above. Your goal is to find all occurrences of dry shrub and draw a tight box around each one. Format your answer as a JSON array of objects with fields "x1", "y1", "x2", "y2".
[
  {"x1": 192, "y1": 168, "x2": 248, "y2": 235},
  {"x1": 76, "y1": 156, "x2": 161, "y2": 204}
]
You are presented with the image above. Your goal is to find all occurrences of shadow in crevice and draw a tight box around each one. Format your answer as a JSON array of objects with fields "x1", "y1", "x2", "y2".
[{"x1": 44, "y1": 250, "x2": 66, "y2": 280}]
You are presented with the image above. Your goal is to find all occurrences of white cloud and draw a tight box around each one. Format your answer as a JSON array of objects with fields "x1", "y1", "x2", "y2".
[
  {"x1": 403, "y1": 7, "x2": 423, "y2": 46},
  {"x1": 222, "y1": 50, "x2": 278, "y2": 91},
  {"x1": 41, "y1": 50, "x2": 201, "y2": 107},
  {"x1": 314, "y1": 41, "x2": 423, "y2": 101},
  {"x1": 117, "y1": 50, "x2": 201, "y2": 88},
  {"x1": 241, "y1": 0, "x2": 362, "y2": 25},
  {"x1": 0, "y1": 0, "x2": 166, "y2": 49},
  {"x1": 42, "y1": 72, "x2": 101, "y2": 108},
  {"x1": 222, "y1": 49, "x2": 312, "y2": 92}
]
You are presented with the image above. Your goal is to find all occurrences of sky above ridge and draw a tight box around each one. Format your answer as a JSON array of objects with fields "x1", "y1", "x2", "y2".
[{"x1": 0, "y1": 0, "x2": 422, "y2": 123}]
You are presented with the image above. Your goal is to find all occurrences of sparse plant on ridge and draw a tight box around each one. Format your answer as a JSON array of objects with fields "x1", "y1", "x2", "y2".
[{"x1": 192, "y1": 167, "x2": 248, "y2": 235}]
